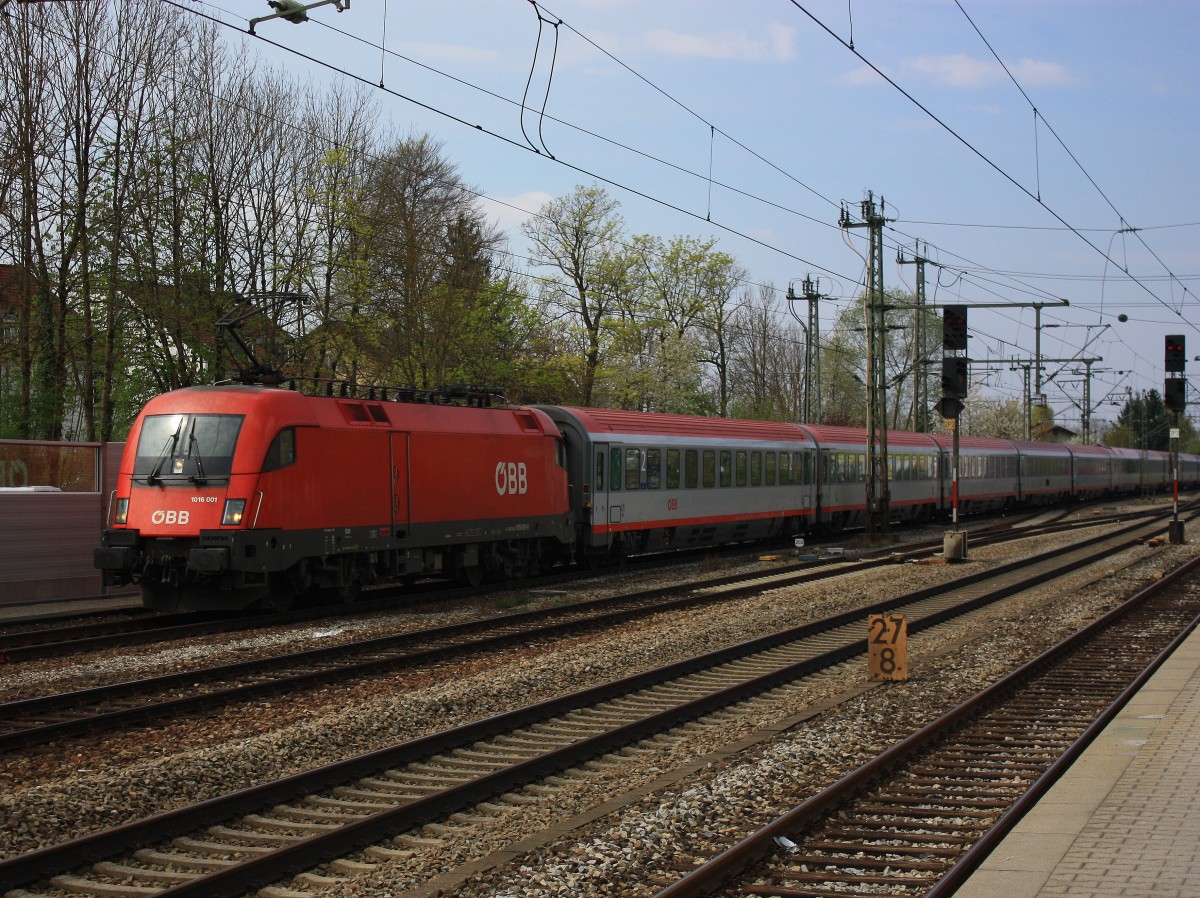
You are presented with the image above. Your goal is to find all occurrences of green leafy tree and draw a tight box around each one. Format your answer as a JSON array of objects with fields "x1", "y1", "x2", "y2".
[
  {"x1": 523, "y1": 184, "x2": 624, "y2": 406},
  {"x1": 1104, "y1": 389, "x2": 1195, "y2": 452}
]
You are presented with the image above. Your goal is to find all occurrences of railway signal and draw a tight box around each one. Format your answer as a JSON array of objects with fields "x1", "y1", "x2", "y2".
[
  {"x1": 942, "y1": 305, "x2": 968, "y2": 351},
  {"x1": 1165, "y1": 334, "x2": 1186, "y2": 373},
  {"x1": 941, "y1": 357, "x2": 969, "y2": 398},
  {"x1": 937, "y1": 305, "x2": 969, "y2": 554},
  {"x1": 1165, "y1": 378, "x2": 1186, "y2": 413},
  {"x1": 934, "y1": 396, "x2": 963, "y2": 419},
  {"x1": 1163, "y1": 334, "x2": 1186, "y2": 545}
]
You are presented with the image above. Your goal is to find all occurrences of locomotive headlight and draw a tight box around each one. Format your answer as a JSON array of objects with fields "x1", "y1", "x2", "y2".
[
  {"x1": 114, "y1": 497, "x2": 129, "y2": 525},
  {"x1": 221, "y1": 498, "x2": 246, "y2": 526}
]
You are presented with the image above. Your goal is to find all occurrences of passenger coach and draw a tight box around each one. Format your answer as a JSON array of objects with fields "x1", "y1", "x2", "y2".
[
  {"x1": 536, "y1": 407, "x2": 817, "y2": 565},
  {"x1": 797, "y1": 426, "x2": 941, "y2": 528}
]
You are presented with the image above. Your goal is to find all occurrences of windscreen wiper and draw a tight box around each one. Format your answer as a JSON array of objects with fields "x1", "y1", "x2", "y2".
[
  {"x1": 147, "y1": 418, "x2": 185, "y2": 484},
  {"x1": 187, "y1": 430, "x2": 208, "y2": 484}
]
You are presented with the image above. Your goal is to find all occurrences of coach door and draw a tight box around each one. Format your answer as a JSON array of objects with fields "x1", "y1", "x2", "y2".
[
  {"x1": 390, "y1": 432, "x2": 410, "y2": 534},
  {"x1": 591, "y1": 442, "x2": 622, "y2": 547},
  {"x1": 815, "y1": 448, "x2": 829, "y2": 523}
]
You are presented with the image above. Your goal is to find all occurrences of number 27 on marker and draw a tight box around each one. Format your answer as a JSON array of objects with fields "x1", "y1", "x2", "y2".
[{"x1": 868, "y1": 613, "x2": 908, "y2": 681}]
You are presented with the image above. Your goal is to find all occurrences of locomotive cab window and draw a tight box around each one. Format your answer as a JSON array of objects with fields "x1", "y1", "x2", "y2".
[
  {"x1": 134, "y1": 413, "x2": 244, "y2": 483},
  {"x1": 262, "y1": 428, "x2": 297, "y2": 472}
]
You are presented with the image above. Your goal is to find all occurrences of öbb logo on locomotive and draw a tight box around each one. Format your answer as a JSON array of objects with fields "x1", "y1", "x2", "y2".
[
  {"x1": 495, "y1": 461, "x2": 528, "y2": 496},
  {"x1": 150, "y1": 509, "x2": 190, "y2": 525}
]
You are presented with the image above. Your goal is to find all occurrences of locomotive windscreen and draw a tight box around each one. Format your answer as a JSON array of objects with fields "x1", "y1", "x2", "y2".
[{"x1": 134, "y1": 414, "x2": 244, "y2": 483}]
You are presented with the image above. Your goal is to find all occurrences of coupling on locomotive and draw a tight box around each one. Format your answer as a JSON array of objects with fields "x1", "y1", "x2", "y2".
[{"x1": 95, "y1": 382, "x2": 1200, "y2": 612}]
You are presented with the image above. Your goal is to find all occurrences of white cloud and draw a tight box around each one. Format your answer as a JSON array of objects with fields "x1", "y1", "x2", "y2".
[
  {"x1": 904, "y1": 53, "x2": 1077, "y2": 88},
  {"x1": 640, "y1": 23, "x2": 795, "y2": 61},
  {"x1": 840, "y1": 64, "x2": 883, "y2": 86},
  {"x1": 483, "y1": 191, "x2": 555, "y2": 237},
  {"x1": 908, "y1": 53, "x2": 996, "y2": 87},
  {"x1": 399, "y1": 41, "x2": 503, "y2": 66}
]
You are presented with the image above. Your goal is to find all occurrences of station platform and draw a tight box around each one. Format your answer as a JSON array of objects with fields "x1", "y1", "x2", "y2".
[
  {"x1": 956, "y1": 617, "x2": 1200, "y2": 897},
  {"x1": 0, "y1": 592, "x2": 141, "y2": 623}
]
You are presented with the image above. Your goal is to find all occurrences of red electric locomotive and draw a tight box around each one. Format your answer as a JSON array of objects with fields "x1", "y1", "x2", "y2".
[{"x1": 95, "y1": 386, "x2": 574, "y2": 610}]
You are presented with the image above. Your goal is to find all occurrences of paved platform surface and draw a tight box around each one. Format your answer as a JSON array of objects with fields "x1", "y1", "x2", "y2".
[
  {"x1": 0, "y1": 593, "x2": 141, "y2": 623},
  {"x1": 956, "y1": 620, "x2": 1200, "y2": 898}
]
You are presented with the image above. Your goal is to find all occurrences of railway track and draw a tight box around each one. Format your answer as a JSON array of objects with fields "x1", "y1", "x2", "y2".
[
  {"x1": 0, "y1": 500, "x2": 1128, "y2": 664},
  {"x1": 651, "y1": 551, "x2": 1200, "y2": 898},
  {"x1": 0, "y1": 508, "x2": 1187, "y2": 898},
  {"x1": 0, "y1": 510, "x2": 1148, "y2": 751}
]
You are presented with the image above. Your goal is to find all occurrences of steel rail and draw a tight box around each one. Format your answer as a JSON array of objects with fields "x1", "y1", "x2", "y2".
[
  {"x1": 650, "y1": 550, "x2": 1200, "y2": 898},
  {"x1": 0, "y1": 500, "x2": 1141, "y2": 662},
  {"x1": 0, "y1": 510, "x2": 1151, "y2": 750},
  {"x1": 0, "y1": 513, "x2": 1177, "y2": 896}
]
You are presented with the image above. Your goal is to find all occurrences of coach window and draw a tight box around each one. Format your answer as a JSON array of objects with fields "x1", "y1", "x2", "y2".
[
  {"x1": 750, "y1": 451, "x2": 762, "y2": 486},
  {"x1": 765, "y1": 452, "x2": 776, "y2": 486},
  {"x1": 665, "y1": 449, "x2": 681, "y2": 489},
  {"x1": 719, "y1": 450, "x2": 732, "y2": 487},
  {"x1": 625, "y1": 448, "x2": 642, "y2": 490},
  {"x1": 595, "y1": 451, "x2": 605, "y2": 491},
  {"x1": 778, "y1": 453, "x2": 790, "y2": 485},
  {"x1": 262, "y1": 427, "x2": 296, "y2": 472},
  {"x1": 702, "y1": 450, "x2": 716, "y2": 488},
  {"x1": 610, "y1": 448, "x2": 622, "y2": 491},
  {"x1": 685, "y1": 450, "x2": 698, "y2": 488},
  {"x1": 646, "y1": 448, "x2": 662, "y2": 489},
  {"x1": 735, "y1": 451, "x2": 748, "y2": 487}
]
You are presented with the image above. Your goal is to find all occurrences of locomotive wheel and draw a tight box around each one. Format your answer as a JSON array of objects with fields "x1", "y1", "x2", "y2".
[{"x1": 266, "y1": 580, "x2": 295, "y2": 612}]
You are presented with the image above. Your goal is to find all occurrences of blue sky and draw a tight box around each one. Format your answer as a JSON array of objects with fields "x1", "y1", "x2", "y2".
[{"x1": 209, "y1": 0, "x2": 1198, "y2": 429}]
